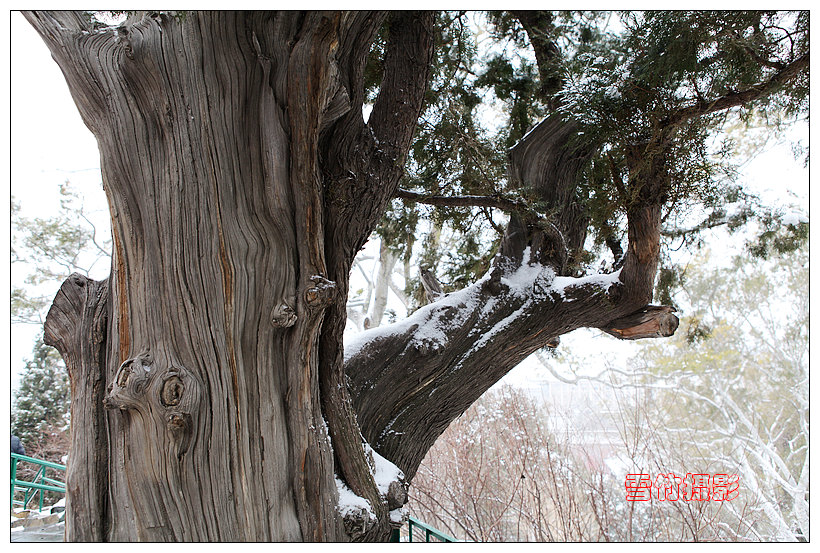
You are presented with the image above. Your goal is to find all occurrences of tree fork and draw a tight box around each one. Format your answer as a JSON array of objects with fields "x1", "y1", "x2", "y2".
[{"x1": 348, "y1": 112, "x2": 674, "y2": 480}]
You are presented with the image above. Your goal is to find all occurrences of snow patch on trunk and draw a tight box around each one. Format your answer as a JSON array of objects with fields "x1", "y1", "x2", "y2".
[
  {"x1": 335, "y1": 476, "x2": 374, "y2": 519},
  {"x1": 500, "y1": 247, "x2": 555, "y2": 297},
  {"x1": 390, "y1": 507, "x2": 408, "y2": 524},
  {"x1": 344, "y1": 246, "x2": 622, "y2": 363},
  {"x1": 344, "y1": 274, "x2": 487, "y2": 362},
  {"x1": 364, "y1": 443, "x2": 405, "y2": 495}
]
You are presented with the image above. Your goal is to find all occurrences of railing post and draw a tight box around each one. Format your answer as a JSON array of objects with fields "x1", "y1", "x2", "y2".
[
  {"x1": 38, "y1": 467, "x2": 45, "y2": 512},
  {"x1": 11, "y1": 456, "x2": 17, "y2": 509},
  {"x1": 405, "y1": 516, "x2": 457, "y2": 542}
]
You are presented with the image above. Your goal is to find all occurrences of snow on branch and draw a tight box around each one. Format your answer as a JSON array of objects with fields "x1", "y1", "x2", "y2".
[{"x1": 345, "y1": 247, "x2": 627, "y2": 365}]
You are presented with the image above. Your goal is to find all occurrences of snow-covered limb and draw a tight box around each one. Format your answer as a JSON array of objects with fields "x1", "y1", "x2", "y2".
[{"x1": 347, "y1": 240, "x2": 676, "y2": 479}]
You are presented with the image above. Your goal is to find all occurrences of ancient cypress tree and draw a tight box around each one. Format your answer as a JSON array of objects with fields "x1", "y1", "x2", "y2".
[{"x1": 23, "y1": 10, "x2": 807, "y2": 541}]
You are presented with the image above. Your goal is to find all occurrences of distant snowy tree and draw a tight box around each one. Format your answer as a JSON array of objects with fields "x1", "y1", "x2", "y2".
[
  {"x1": 415, "y1": 243, "x2": 808, "y2": 542},
  {"x1": 12, "y1": 335, "x2": 70, "y2": 448},
  {"x1": 627, "y1": 245, "x2": 809, "y2": 541},
  {"x1": 11, "y1": 182, "x2": 111, "y2": 326}
]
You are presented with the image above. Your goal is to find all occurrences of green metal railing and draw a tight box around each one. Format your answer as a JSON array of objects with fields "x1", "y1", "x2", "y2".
[
  {"x1": 11, "y1": 454, "x2": 455, "y2": 541},
  {"x1": 391, "y1": 516, "x2": 457, "y2": 542},
  {"x1": 11, "y1": 453, "x2": 66, "y2": 512}
]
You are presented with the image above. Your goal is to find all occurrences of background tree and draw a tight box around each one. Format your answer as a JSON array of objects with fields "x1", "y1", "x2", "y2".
[
  {"x1": 627, "y1": 244, "x2": 809, "y2": 541},
  {"x1": 12, "y1": 182, "x2": 111, "y2": 325},
  {"x1": 11, "y1": 335, "x2": 72, "y2": 509},
  {"x1": 411, "y1": 243, "x2": 807, "y2": 542},
  {"x1": 12, "y1": 335, "x2": 71, "y2": 449},
  {"x1": 21, "y1": 10, "x2": 808, "y2": 542}
]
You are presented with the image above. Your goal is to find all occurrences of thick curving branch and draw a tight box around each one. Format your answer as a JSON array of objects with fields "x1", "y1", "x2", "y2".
[
  {"x1": 322, "y1": 11, "x2": 437, "y2": 262},
  {"x1": 346, "y1": 251, "x2": 674, "y2": 480},
  {"x1": 347, "y1": 110, "x2": 672, "y2": 481},
  {"x1": 512, "y1": 11, "x2": 563, "y2": 108},
  {"x1": 503, "y1": 114, "x2": 596, "y2": 272}
]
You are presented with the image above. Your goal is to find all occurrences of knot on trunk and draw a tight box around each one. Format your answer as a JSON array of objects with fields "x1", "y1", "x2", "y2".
[
  {"x1": 271, "y1": 299, "x2": 297, "y2": 328},
  {"x1": 386, "y1": 480, "x2": 408, "y2": 512},
  {"x1": 104, "y1": 352, "x2": 153, "y2": 410},
  {"x1": 160, "y1": 374, "x2": 184, "y2": 407},
  {"x1": 105, "y1": 352, "x2": 200, "y2": 459},
  {"x1": 341, "y1": 506, "x2": 377, "y2": 539},
  {"x1": 305, "y1": 274, "x2": 337, "y2": 307}
]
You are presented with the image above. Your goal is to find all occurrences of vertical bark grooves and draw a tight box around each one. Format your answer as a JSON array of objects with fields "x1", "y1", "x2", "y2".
[
  {"x1": 316, "y1": 10, "x2": 436, "y2": 541},
  {"x1": 284, "y1": 11, "x2": 347, "y2": 541},
  {"x1": 27, "y1": 11, "x2": 366, "y2": 541},
  {"x1": 43, "y1": 274, "x2": 110, "y2": 542}
]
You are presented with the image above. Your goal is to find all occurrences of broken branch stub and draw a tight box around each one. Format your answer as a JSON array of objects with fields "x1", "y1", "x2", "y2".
[{"x1": 601, "y1": 305, "x2": 679, "y2": 340}]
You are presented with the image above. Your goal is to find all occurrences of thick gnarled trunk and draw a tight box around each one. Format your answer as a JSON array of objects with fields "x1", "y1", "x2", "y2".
[{"x1": 30, "y1": 10, "x2": 432, "y2": 541}]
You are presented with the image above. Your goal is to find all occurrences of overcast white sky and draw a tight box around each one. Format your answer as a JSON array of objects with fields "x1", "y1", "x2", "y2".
[
  {"x1": 4, "y1": 9, "x2": 814, "y2": 400},
  {"x1": 7, "y1": 12, "x2": 109, "y2": 394}
]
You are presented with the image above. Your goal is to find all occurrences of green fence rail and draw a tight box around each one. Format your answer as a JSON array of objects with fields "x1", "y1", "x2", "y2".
[
  {"x1": 391, "y1": 516, "x2": 457, "y2": 542},
  {"x1": 11, "y1": 454, "x2": 454, "y2": 541},
  {"x1": 11, "y1": 453, "x2": 66, "y2": 512}
]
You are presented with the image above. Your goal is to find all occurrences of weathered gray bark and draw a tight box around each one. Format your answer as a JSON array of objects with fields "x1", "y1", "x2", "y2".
[
  {"x1": 43, "y1": 275, "x2": 109, "y2": 541},
  {"x1": 30, "y1": 10, "x2": 433, "y2": 542}
]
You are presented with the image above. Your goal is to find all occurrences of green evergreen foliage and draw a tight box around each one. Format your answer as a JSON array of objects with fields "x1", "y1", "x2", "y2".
[
  {"x1": 370, "y1": 11, "x2": 807, "y2": 310},
  {"x1": 746, "y1": 211, "x2": 809, "y2": 259},
  {"x1": 561, "y1": 11, "x2": 808, "y2": 250},
  {"x1": 376, "y1": 12, "x2": 514, "y2": 302},
  {"x1": 12, "y1": 335, "x2": 71, "y2": 447}
]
